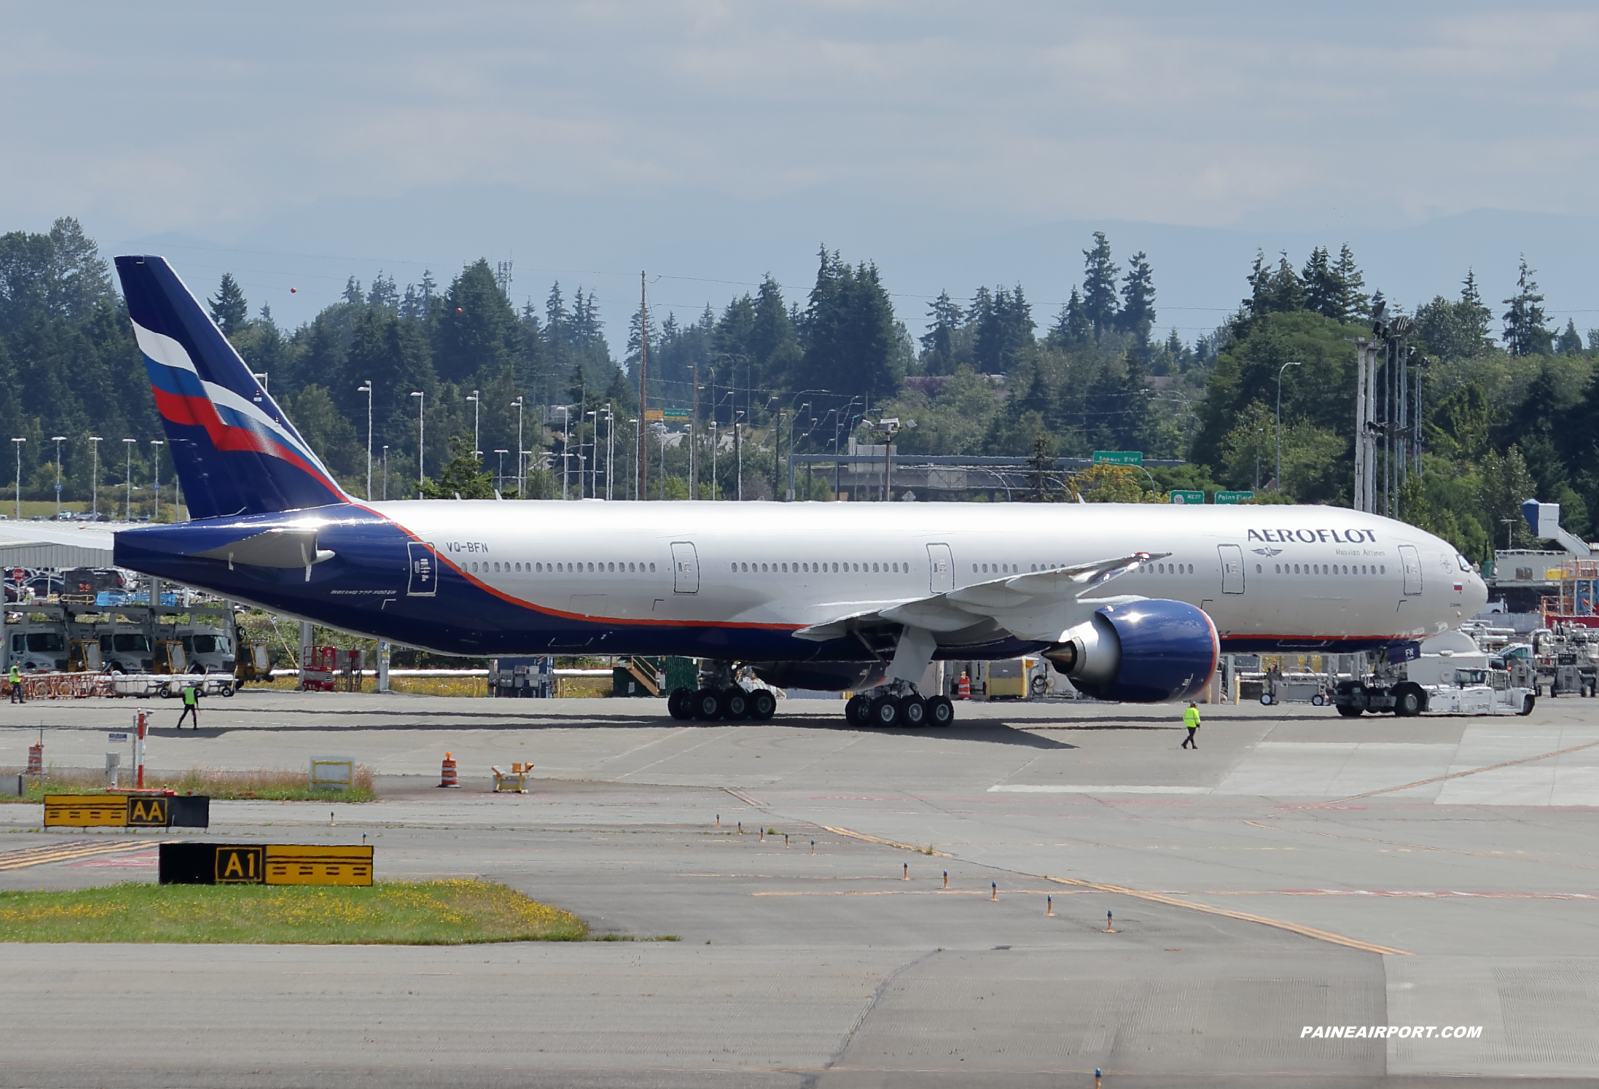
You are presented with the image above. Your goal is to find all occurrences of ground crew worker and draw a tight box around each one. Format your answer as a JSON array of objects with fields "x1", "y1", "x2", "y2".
[
  {"x1": 8, "y1": 662, "x2": 23, "y2": 704},
  {"x1": 176, "y1": 682, "x2": 201, "y2": 729},
  {"x1": 1181, "y1": 701, "x2": 1200, "y2": 749}
]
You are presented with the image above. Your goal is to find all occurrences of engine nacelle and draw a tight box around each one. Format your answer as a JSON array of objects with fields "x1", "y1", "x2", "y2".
[
  {"x1": 1043, "y1": 599, "x2": 1218, "y2": 702},
  {"x1": 752, "y1": 661, "x2": 890, "y2": 693}
]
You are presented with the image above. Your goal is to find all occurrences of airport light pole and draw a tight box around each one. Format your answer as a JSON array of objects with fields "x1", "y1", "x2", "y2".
[
  {"x1": 493, "y1": 449, "x2": 507, "y2": 494},
  {"x1": 1276, "y1": 361, "x2": 1301, "y2": 494},
  {"x1": 629, "y1": 419, "x2": 639, "y2": 500},
  {"x1": 150, "y1": 440, "x2": 163, "y2": 521},
  {"x1": 510, "y1": 397, "x2": 525, "y2": 498},
  {"x1": 11, "y1": 438, "x2": 23, "y2": 519},
  {"x1": 357, "y1": 380, "x2": 373, "y2": 500},
  {"x1": 410, "y1": 391, "x2": 425, "y2": 496},
  {"x1": 604, "y1": 405, "x2": 614, "y2": 501},
  {"x1": 381, "y1": 445, "x2": 389, "y2": 501},
  {"x1": 50, "y1": 436, "x2": 65, "y2": 517},
  {"x1": 122, "y1": 438, "x2": 136, "y2": 520},
  {"x1": 585, "y1": 410, "x2": 596, "y2": 499},
  {"x1": 88, "y1": 436, "x2": 101, "y2": 517},
  {"x1": 467, "y1": 390, "x2": 480, "y2": 459},
  {"x1": 557, "y1": 406, "x2": 571, "y2": 500}
]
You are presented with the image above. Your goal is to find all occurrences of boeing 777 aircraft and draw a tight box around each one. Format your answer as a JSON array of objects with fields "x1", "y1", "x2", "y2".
[{"x1": 111, "y1": 255, "x2": 1489, "y2": 726}]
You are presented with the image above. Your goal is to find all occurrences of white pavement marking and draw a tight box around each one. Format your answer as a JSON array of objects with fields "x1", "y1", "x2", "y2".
[{"x1": 989, "y1": 784, "x2": 1212, "y2": 794}]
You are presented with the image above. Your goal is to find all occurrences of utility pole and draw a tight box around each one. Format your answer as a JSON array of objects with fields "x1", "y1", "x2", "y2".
[
  {"x1": 605, "y1": 404, "x2": 614, "y2": 501},
  {"x1": 11, "y1": 438, "x2": 23, "y2": 519},
  {"x1": 123, "y1": 438, "x2": 136, "y2": 520},
  {"x1": 357, "y1": 380, "x2": 373, "y2": 500},
  {"x1": 410, "y1": 391, "x2": 425, "y2": 497},
  {"x1": 558, "y1": 406, "x2": 571, "y2": 500},
  {"x1": 638, "y1": 271, "x2": 649, "y2": 501},
  {"x1": 690, "y1": 364, "x2": 699, "y2": 501},
  {"x1": 511, "y1": 396, "x2": 525, "y2": 498},
  {"x1": 1276, "y1": 361, "x2": 1300, "y2": 494},
  {"x1": 89, "y1": 436, "x2": 100, "y2": 518},
  {"x1": 50, "y1": 436, "x2": 65, "y2": 517},
  {"x1": 467, "y1": 389, "x2": 480, "y2": 460},
  {"x1": 381, "y1": 446, "x2": 389, "y2": 501},
  {"x1": 150, "y1": 440, "x2": 163, "y2": 520}
]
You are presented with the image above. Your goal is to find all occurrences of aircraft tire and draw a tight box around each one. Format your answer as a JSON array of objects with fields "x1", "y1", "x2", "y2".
[
  {"x1": 1394, "y1": 683, "x2": 1424, "y2": 717},
  {"x1": 926, "y1": 695, "x2": 955, "y2": 726},
  {"x1": 748, "y1": 689, "x2": 777, "y2": 721},
  {"x1": 667, "y1": 687, "x2": 694, "y2": 720},
  {"x1": 1336, "y1": 704, "x2": 1362, "y2": 717},
  {"x1": 869, "y1": 695, "x2": 902, "y2": 728},
  {"x1": 845, "y1": 694, "x2": 870, "y2": 727},
  {"x1": 722, "y1": 687, "x2": 751, "y2": 720},
  {"x1": 691, "y1": 687, "x2": 724, "y2": 721},
  {"x1": 900, "y1": 696, "x2": 928, "y2": 727},
  {"x1": 1520, "y1": 694, "x2": 1536, "y2": 716}
]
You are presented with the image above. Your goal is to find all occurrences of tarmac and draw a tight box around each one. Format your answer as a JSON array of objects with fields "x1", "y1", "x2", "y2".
[{"x1": 4, "y1": 690, "x2": 1599, "y2": 1087}]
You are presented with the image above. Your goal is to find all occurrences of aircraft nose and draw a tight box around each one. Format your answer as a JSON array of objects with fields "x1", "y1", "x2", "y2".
[{"x1": 1467, "y1": 571, "x2": 1489, "y2": 616}]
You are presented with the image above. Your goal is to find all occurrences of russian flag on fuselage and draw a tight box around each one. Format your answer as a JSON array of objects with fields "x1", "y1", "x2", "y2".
[{"x1": 115, "y1": 256, "x2": 348, "y2": 519}]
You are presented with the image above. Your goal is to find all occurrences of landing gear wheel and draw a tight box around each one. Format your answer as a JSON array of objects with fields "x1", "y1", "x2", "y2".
[
  {"x1": 926, "y1": 695, "x2": 955, "y2": 726},
  {"x1": 869, "y1": 695, "x2": 902, "y2": 728},
  {"x1": 1336, "y1": 704, "x2": 1363, "y2": 717},
  {"x1": 900, "y1": 696, "x2": 928, "y2": 727},
  {"x1": 691, "y1": 687, "x2": 724, "y2": 721},
  {"x1": 747, "y1": 688, "x2": 777, "y2": 721},
  {"x1": 667, "y1": 687, "x2": 694, "y2": 720},
  {"x1": 722, "y1": 687, "x2": 750, "y2": 720},
  {"x1": 845, "y1": 694, "x2": 871, "y2": 727}
]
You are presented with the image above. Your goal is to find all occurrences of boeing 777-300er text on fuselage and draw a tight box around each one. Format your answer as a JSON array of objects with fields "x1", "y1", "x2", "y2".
[{"x1": 109, "y1": 256, "x2": 1488, "y2": 727}]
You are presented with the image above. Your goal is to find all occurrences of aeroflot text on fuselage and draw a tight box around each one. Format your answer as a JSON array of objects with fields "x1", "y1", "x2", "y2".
[{"x1": 1248, "y1": 528, "x2": 1379, "y2": 544}]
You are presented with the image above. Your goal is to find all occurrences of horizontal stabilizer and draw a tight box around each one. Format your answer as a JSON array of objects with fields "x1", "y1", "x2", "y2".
[{"x1": 191, "y1": 528, "x2": 334, "y2": 569}]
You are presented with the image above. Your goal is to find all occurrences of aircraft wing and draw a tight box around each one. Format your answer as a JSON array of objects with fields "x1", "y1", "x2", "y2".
[{"x1": 795, "y1": 551, "x2": 1166, "y2": 645}]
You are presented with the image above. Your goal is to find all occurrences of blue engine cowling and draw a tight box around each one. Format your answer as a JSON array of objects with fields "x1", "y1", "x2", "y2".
[{"x1": 1043, "y1": 599, "x2": 1219, "y2": 702}]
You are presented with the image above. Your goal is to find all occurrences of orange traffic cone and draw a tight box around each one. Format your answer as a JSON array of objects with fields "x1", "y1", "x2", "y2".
[
  {"x1": 439, "y1": 752, "x2": 459, "y2": 788},
  {"x1": 956, "y1": 672, "x2": 971, "y2": 700}
]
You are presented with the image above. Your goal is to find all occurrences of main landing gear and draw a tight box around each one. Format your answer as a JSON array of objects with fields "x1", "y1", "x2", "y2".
[
  {"x1": 667, "y1": 684, "x2": 777, "y2": 722},
  {"x1": 845, "y1": 689, "x2": 955, "y2": 729}
]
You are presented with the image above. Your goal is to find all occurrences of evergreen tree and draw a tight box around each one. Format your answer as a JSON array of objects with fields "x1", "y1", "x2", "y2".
[
  {"x1": 1302, "y1": 246, "x2": 1339, "y2": 320},
  {"x1": 797, "y1": 247, "x2": 900, "y2": 401},
  {"x1": 972, "y1": 285, "x2": 1034, "y2": 373},
  {"x1": 1556, "y1": 318, "x2": 1583, "y2": 355},
  {"x1": 1080, "y1": 232, "x2": 1120, "y2": 339},
  {"x1": 1116, "y1": 252, "x2": 1156, "y2": 344},
  {"x1": 921, "y1": 290, "x2": 962, "y2": 360},
  {"x1": 208, "y1": 273, "x2": 248, "y2": 337},
  {"x1": 1503, "y1": 256, "x2": 1552, "y2": 356},
  {"x1": 1047, "y1": 287, "x2": 1092, "y2": 348},
  {"x1": 1332, "y1": 244, "x2": 1369, "y2": 320}
]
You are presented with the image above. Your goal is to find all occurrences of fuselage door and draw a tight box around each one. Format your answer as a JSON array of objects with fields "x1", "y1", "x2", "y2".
[
  {"x1": 671, "y1": 541, "x2": 699, "y2": 594},
  {"x1": 406, "y1": 541, "x2": 438, "y2": 597},
  {"x1": 1218, "y1": 543, "x2": 1245, "y2": 594},
  {"x1": 1400, "y1": 544, "x2": 1423, "y2": 595},
  {"x1": 927, "y1": 542, "x2": 954, "y2": 593}
]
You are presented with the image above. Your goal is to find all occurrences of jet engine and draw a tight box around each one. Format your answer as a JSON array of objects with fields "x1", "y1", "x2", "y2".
[{"x1": 1043, "y1": 599, "x2": 1218, "y2": 702}]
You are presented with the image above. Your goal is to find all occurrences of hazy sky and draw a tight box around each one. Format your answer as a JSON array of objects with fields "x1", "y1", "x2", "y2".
[{"x1": 6, "y1": 2, "x2": 1599, "y2": 343}]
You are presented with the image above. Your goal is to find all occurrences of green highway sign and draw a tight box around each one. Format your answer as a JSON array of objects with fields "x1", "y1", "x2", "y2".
[
  {"x1": 1214, "y1": 490, "x2": 1254, "y2": 504},
  {"x1": 1169, "y1": 490, "x2": 1205, "y2": 505},
  {"x1": 662, "y1": 408, "x2": 690, "y2": 420},
  {"x1": 1092, "y1": 450, "x2": 1143, "y2": 466}
]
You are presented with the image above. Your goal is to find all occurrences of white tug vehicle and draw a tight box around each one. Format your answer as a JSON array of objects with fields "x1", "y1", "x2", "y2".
[{"x1": 1410, "y1": 630, "x2": 1536, "y2": 717}]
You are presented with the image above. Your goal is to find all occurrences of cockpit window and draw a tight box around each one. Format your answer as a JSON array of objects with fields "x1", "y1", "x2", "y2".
[{"x1": 1456, "y1": 554, "x2": 1473, "y2": 572}]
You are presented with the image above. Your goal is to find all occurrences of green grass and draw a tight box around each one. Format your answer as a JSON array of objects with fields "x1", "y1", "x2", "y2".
[{"x1": 0, "y1": 880, "x2": 588, "y2": 944}]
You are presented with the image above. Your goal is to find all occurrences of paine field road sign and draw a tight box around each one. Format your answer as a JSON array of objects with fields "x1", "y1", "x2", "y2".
[
  {"x1": 1214, "y1": 490, "x2": 1255, "y2": 504},
  {"x1": 662, "y1": 408, "x2": 690, "y2": 420},
  {"x1": 1092, "y1": 451, "x2": 1143, "y2": 466},
  {"x1": 159, "y1": 843, "x2": 374, "y2": 886},
  {"x1": 1169, "y1": 490, "x2": 1205, "y2": 505}
]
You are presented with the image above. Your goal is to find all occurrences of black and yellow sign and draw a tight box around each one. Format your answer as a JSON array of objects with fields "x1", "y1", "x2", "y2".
[
  {"x1": 159, "y1": 842, "x2": 373, "y2": 886},
  {"x1": 215, "y1": 846, "x2": 263, "y2": 884},
  {"x1": 43, "y1": 794, "x2": 209, "y2": 830}
]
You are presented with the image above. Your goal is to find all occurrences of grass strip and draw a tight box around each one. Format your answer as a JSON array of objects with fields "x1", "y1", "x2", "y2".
[
  {"x1": 0, "y1": 880, "x2": 587, "y2": 944},
  {"x1": 0, "y1": 766, "x2": 376, "y2": 804}
]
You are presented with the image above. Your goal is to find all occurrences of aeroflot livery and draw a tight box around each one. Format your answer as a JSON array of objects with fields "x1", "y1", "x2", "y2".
[{"x1": 111, "y1": 256, "x2": 1490, "y2": 726}]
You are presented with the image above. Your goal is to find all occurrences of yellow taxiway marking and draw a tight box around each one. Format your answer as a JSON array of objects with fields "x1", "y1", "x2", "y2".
[
  {"x1": 820, "y1": 825, "x2": 951, "y2": 856},
  {"x1": 0, "y1": 839, "x2": 169, "y2": 871}
]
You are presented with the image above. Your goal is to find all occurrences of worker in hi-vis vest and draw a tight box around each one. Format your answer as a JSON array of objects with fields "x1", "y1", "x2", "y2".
[
  {"x1": 176, "y1": 682, "x2": 201, "y2": 729},
  {"x1": 1181, "y1": 701, "x2": 1201, "y2": 749},
  {"x1": 8, "y1": 662, "x2": 23, "y2": 704}
]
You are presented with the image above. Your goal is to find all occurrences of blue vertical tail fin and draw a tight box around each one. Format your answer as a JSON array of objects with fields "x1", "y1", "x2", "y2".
[{"x1": 115, "y1": 255, "x2": 350, "y2": 519}]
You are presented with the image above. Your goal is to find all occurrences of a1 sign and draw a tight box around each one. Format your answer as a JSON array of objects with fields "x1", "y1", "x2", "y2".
[
  {"x1": 1092, "y1": 451, "x2": 1143, "y2": 466},
  {"x1": 1169, "y1": 490, "x2": 1204, "y2": 505},
  {"x1": 1214, "y1": 490, "x2": 1254, "y2": 504}
]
